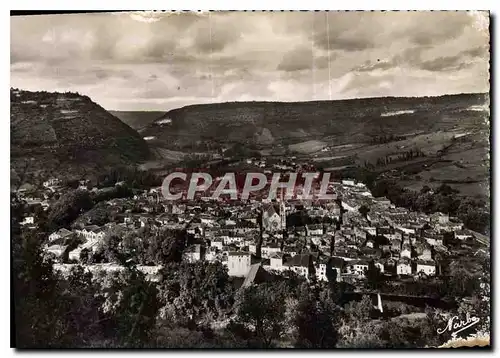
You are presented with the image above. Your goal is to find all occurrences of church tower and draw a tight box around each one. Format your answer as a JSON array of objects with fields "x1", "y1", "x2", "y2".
[{"x1": 279, "y1": 188, "x2": 286, "y2": 230}]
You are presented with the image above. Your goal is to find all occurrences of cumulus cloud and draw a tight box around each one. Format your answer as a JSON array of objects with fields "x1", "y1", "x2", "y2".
[
  {"x1": 277, "y1": 46, "x2": 314, "y2": 72},
  {"x1": 10, "y1": 11, "x2": 489, "y2": 110},
  {"x1": 407, "y1": 11, "x2": 474, "y2": 45},
  {"x1": 356, "y1": 59, "x2": 396, "y2": 73},
  {"x1": 419, "y1": 55, "x2": 472, "y2": 72}
]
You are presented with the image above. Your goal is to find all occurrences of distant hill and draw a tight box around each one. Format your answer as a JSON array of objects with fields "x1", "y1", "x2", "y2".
[
  {"x1": 139, "y1": 93, "x2": 489, "y2": 202},
  {"x1": 11, "y1": 88, "x2": 151, "y2": 180},
  {"x1": 141, "y1": 93, "x2": 489, "y2": 154},
  {"x1": 109, "y1": 111, "x2": 164, "y2": 132}
]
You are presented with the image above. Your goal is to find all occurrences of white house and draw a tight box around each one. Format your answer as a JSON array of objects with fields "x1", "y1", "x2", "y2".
[
  {"x1": 224, "y1": 235, "x2": 245, "y2": 246},
  {"x1": 200, "y1": 216, "x2": 216, "y2": 226},
  {"x1": 48, "y1": 228, "x2": 73, "y2": 242},
  {"x1": 418, "y1": 246, "x2": 433, "y2": 261},
  {"x1": 284, "y1": 254, "x2": 312, "y2": 279},
  {"x1": 171, "y1": 204, "x2": 186, "y2": 215},
  {"x1": 437, "y1": 222, "x2": 464, "y2": 232},
  {"x1": 68, "y1": 234, "x2": 104, "y2": 261},
  {"x1": 45, "y1": 244, "x2": 67, "y2": 258},
  {"x1": 346, "y1": 260, "x2": 369, "y2": 276},
  {"x1": 75, "y1": 225, "x2": 105, "y2": 241},
  {"x1": 397, "y1": 226, "x2": 416, "y2": 235},
  {"x1": 397, "y1": 258, "x2": 412, "y2": 275},
  {"x1": 416, "y1": 260, "x2": 436, "y2": 276},
  {"x1": 227, "y1": 252, "x2": 252, "y2": 277},
  {"x1": 261, "y1": 243, "x2": 281, "y2": 258},
  {"x1": 68, "y1": 248, "x2": 83, "y2": 261},
  {"x1": 249, "y1": 243, "x2": 258, "y2": 255},
  {"x1": 401, "y1": 244, "x2": 412, "y2": 259},
  {"x1": 431, "y1": 212, "x2": 449, "y2": 225},
  {"x1": 455, "y1": 230, "x2": 473, "y2": 241},
  {"x1": 20, "y1": 216, "x2": 35, "y2": 226},
  {"x1": 315, "y1": 256, "x2": 342, "y2": 282},
  {"x1": 342, "y1": 179, "x2": 355, "y2": 186},
  {"x1": 315, "y1": 262, "x2": 328, "y2": 282},
  {"x1": 384, "y1": 232, "x2": 403, "y2": 241},
  {"x1": 425, "y1": 236, "x2": 444, "y2": 247},
  {"x1": 354, "y1": 227, "x2": 367, "y2": 241},
  {"x1": 306, "y1": 224, "x2": 323, "y2": 236},
  {"x1": 269, "y1": 253, "x2": 285, "y2": 272},
  {"x1": 211, "y1": 239, "x2": 224, "y2": 250}
]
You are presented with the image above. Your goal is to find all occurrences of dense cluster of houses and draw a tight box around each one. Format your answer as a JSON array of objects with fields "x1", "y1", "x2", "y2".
[
  {"x1": 177, "y1": 179, "x2": 482, "y2": 284},
  {"x1": 16, "y1": 173, "x2": 484, "y2": 286}
]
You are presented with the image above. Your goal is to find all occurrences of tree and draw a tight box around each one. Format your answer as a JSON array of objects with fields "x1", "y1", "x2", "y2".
[
  {"x1": 433, "y1": 193, "x2": 460, "y2": 214},
  {"x1": 366, "y1": 261, "x2": 383, "y2": 290},
  {"x1": 420, "y1": 185, "x2": 431, "y2": 194},
  {"x1": 457, "y1": 198, "x2": 490, "y2": 234},
  {"x1": 378, "y1": 320, "x2": 418, "y2": 348},
  {"x1": 294, "y1": 290, "x2": 339, "y2": 348},
  {"x1": 13, "y1": 229, "x2": 64, "y2": 347},
  {"x1": 73, "y1": 201, "x2": 110, "y2": 227},
  {"x1": 344, "y1": 295, "x2": 373, "y2": 322},
  {"x1": 234, "y1": 282, "x2": 289, "y2": 347},
  {"x1": 419, "y1": 307, "x2": 445, "y2": 347},
  {"x1": 436, "y1": 184, "x2": 458, "y2": 196},
  {"x1": 93, "y1": 184, "x2": 133, "y2": 203},
  {"x1": 325, "y1": 264, "x2": 339, "y2": 284},
  {"x1": 358, "y1": 205, "x2": 370, "y2": 219},
  {"x1": 58, "y1": 266, "x2": 109, "y2": 346},
  {"x1": 107, "y1": 266, "x2": 161, "y2": 346},
  {"x1": 338, "y1": 294, "x2": 384, "y2": 348},
  {"x1": 456, "y1": 256, "x2": 490, "y2": 337},
  {"x1": 47, "y1": 189, "x2": 94, "y2": 229},
  {"x1": 156, "y1": 229, "x2": 187, "y2": 264},
  {"x1": 79, "y1": 248, "x2": 91, "y2": 264},
  {"x1": 414, "y1": 192, "x2": 435, "y2": 213},
  {"x1": 338, "y1": 321, "x2": 386, "y2": 348},
  {"x1": 158, "y1": 261, "x2": 234, "y2": 325},
  {"x1": 12, "y1": 205, "x2": 107, "y2": 347},
  {"x1": 101, "y1": 233, "x2": 125, "y2": 264}
]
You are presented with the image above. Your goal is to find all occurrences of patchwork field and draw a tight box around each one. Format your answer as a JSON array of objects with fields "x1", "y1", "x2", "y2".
[{"x1": 115, "y1": 93, "x2": 490, "y2": 202}]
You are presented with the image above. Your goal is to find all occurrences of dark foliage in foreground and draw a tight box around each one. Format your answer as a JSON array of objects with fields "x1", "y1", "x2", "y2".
[{"x1": 11, "y1": 193, "x2": 489, "y2": 348}]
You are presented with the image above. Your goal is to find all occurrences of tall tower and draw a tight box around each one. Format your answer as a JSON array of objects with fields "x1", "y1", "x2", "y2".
[{"x1": 279, "y1": 188, "x2": 286, "y2": 230}]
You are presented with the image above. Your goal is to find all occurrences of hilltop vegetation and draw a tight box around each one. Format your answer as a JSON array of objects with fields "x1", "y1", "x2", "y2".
[
  {"x1": 11, "y1": 88, "x2": 151, "y2": 180},
  {"x1": 142, "y1": 93, "x2": 488, "y2": 153}
]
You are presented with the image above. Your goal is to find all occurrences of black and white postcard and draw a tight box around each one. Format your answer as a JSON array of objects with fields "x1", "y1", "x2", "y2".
[{"x1": 10, "y1": 10, "x2": 491, "y2": 349}]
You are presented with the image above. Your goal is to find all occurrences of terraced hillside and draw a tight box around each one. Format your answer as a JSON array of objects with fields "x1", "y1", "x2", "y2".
[{"x1": 11, "y1": 88, "x2": 151, "y2": 179}]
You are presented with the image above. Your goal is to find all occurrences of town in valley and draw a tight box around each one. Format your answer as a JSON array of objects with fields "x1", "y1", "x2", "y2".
[{"x1": 11, "y1": 11, "x2": 491, "y2": 349}]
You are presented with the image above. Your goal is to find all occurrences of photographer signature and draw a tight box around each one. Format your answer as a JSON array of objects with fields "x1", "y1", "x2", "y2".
[{"x1": 437, "y1": 313, "x2": 480, "y2": 338}]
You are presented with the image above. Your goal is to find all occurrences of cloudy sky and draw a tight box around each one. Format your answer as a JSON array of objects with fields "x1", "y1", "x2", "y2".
[{"x1": 11, "y1": 11, "x2": 490, "y2": 111}]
